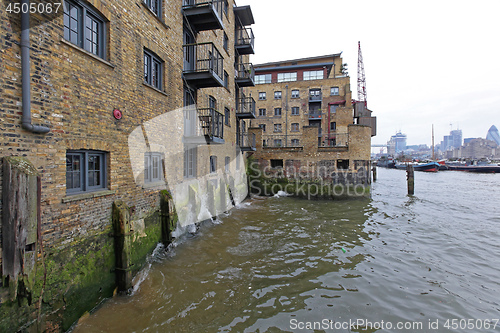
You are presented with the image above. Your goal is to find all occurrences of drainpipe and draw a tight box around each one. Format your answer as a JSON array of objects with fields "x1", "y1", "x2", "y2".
[{"x1": 21, "y1": 0, "x2": 50, "y2": 134}]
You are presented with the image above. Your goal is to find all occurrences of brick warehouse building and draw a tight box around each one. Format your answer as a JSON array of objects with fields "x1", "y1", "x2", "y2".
[
  {"x1": 246, "y1": 54, "x2": 376, "y2": 190},
  {"x1": 0, "y1": 0, "x2": 255, "y2": 330}
]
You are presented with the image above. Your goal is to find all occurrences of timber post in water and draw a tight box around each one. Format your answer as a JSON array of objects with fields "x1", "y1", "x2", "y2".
[
  {"x1": 406, "y1": 164, "x2": 415, "y2": 195},
  {"x1": 112, "y1": 201, "x2": 133, "y2": 292},
  {"x1": 372, "y1": 166, "x2": 377, "y2": 182}
]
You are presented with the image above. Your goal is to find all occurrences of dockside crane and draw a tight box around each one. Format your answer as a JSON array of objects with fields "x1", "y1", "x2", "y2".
[{"x1": 357, "y1": 41, "x2": 367, "y2": 107}]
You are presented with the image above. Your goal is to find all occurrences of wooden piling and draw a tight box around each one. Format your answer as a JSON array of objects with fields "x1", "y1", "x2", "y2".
[
  {"x1": 112, "y1": 201, "x2": 133, "y2": 292},
  {"x1": 406, "y1": 164, "x2": 415, "y2": 195},
  {"x1": 372, "y1": 166, "x2": 377, "y2": 182}
]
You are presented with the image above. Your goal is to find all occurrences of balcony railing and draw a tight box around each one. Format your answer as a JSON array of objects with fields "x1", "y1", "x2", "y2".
[
  {"x1": 235, "y1": 27, "x2": 255, "y2": 55},
  {"x1": 235, "y1": 62, "x2": 255, "y2": 87},
  {"x1": 319, "y1": 133, "x2": 349, "y2": 148},
  {"x1": 238, "y1": 132, "x2": 256, "y2": 151},
  {"x1": 309, "y1": 92, "x2": 322, "y2": 102},
  {"x1": 183, "y1": 106, "x2": 224, "y2": 144},
  {"x1": 183, "y1": 42, "x2": 224, "y2": 88},
  {"x1": 199, "y1": 107, "x2": 224, "y2": 142},
  {"x1": 236, "y1": 96, "x2": 256, "y2": 119},
  {"x1": 308, "y1": 111, "x2": 322, "y2": 119},
  {"x1": 262, "y1": 134, "x2": 302, "y2": 148},
  {"x1": 182, "y1": 0, "x2": 224, "y2": 32}
]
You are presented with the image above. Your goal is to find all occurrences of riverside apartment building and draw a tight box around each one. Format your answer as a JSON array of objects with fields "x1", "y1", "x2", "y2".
[
  {"x1": 0, "y1": 0, "x2": 254, "y2": 330},
  {"x1": 246, "y1": 54, "x2": 376, "y2": 186}
]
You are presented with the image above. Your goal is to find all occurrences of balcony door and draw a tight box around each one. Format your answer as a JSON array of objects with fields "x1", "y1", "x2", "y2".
[
  {"x1": 183, "y1": 29, "x2": 195, "y2": 72},
  {"x1": 184, "y1": 86, "x2": 197, "y2": 136}
]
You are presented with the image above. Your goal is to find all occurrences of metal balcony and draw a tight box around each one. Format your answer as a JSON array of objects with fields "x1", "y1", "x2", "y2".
[
  {"x1": 308, "y1": 111, "x2": 322, "y2": 120},
  {"x1": 182, "y1": 0, "x2": 224, "y2": 32},
  {"x1": 309, "y1": 92, "x2": 322, "y2": 102},
  {"x1": 238, "y1": 132, "x2": 256, "y2": 151},
  {"x1": 235, "y1": 27, "x2": 255, "y2": 55},
  {"x1": 235, "y1": 62, "x2": 255, "y2": 87},
  {"x1": 183, "y1": 42, "x2": 224, "y2": 89},
  {"x1": 236, "y1": 96, "x2": 256, "y2": 119},
  {"x1": 183, "y1": 106, "x2": 224, "y2": 144}
]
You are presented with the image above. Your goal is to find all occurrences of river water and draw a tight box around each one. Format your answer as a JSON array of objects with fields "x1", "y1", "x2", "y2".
[{"x1": 73, "y1": 168, "x2": 500, "y2": 332}]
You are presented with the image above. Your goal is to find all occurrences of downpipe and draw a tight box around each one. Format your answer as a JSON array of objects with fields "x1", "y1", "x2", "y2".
[{"x1": 21, "y1": 0, "x2": 50, "y2": 134}]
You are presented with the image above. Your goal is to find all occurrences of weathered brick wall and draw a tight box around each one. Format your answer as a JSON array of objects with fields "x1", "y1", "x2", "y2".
[{"x1": 0, "y1": 0, "x2": 185, "y2": 249}]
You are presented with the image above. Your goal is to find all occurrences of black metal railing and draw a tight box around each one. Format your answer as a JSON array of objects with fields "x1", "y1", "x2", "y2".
[
  {"x1": 262, "y1": 134, "x2": 302, "y2": 148},
  {"x1": 319, "y1": 133, "x2": 349, "y2": 147},
  {"x1": 182, "y1": 0, "x2": 224, "y2": 21},
  {"x1": 308, "y1": 110, "x2": 322, "y2": 119},
  {"x1": 237, "y1": 96, "x2": 256, "y2": 117},
  {"x1": 198, "y1": 107, "x2": 224, "y2": 140},
  {"x1": 235, "y1": 27, "x2": 254, "y2": 49},
  {"x1": 235, "y1": 62, "x2": 255, "y2": 83},
  {"x1": 238, "y1": 132, "x2": 256, "y2": 149},
  {"x1": 183, "y1": 42, "x2": 224, "y2": 81},
  {"x1": 309, "y1": 92, "x2": 322, "y2": 102}
]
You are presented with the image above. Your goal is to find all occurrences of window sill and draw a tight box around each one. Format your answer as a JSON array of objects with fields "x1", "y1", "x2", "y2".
[
  {"x1": 143, "y1": 83, "x2": 169, "y2": 96},
  {"x1": 62, "y1": 189, "x2": 116, "y2": 203},
  {"x1": 143, "y1": 181, "x2": 167, "y2": 190},
  {"x1": 141, "y1": 2, "x2": 171, "y2": 30},
  {"x1": 60, "y1": 39, "x2": 115, "y2": 69}
]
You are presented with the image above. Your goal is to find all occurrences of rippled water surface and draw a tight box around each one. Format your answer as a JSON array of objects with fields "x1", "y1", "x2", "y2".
[{"x1": 74, "y1": 168, "x2": 500, "y2": 332}]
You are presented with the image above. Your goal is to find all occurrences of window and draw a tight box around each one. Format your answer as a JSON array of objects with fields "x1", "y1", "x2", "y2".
[
  {"x1": 255, "y1": 74, "x2": 272, "y2": 84},
  {"x1": 270, "y1": 159, "x2": 283, "y2": 168},
  {"x1": 144, "y1": 152, "x2": 163, "y2": 183},
  {"x1": 144, "y1": 49, "x2": 163, "y2": 90},
  {"x1": 330, "y1": 104, "x2": 337, "y2": 114},
  {"x1": 291, "y1": 90, "x2": 299, "y2": 98},
  {"x1": 223, "y1": 32, "x2": 229, "y2": 52},
  {"x1": 259, "y1": 124, "x2": 266, "y2": 132},
  {"x1": 274, "y1": 139, "x2": 282, "y2": 147},
  {"x1": 291, "y1": 123, "x2": 299, "y2": 132},
  {"x1": 291, "y1": 139, "x2": 300, "y2": 146},
  {"x1": 184, "y1": 146, "x2": 197, "y2": 178},
  {"x1": 210, "y1": 155, "x2": 217, "y2": 173},
  {"x1": 223, "y1": 0, "x2": 228, "y2": 16},
  {"x1": 225, "y1": 107, "x2": 230, "y2": 126},
  {"x1": 274, "y1": 108, "x2": 282, "y2": 116},
  {"x1": 330, "y1": 121, "x2": 337, "y2": 130},
  {"x1": 66, "y1": 150, "x2": 107, "y2": 194},
  {"x1": 258, "y1": 92, "x2": 266, "y2": 100},
  {"x1": 337, "y1": 159, "x2": 349, "y2": 170},
  {"x1": 274, "y1": 91, "x2": 282, "y2": 99},
  {"x1": 225, "y1": 156, "x2": 230, "y2": 172},
  {"x1": 331, "y1": 86, "x2": 339, "y2": 95},
  {"x1": 144, "y1": 0, "x2": 161, "y2": 16},
  {"x1": 259, "y1": 108, "x2": 266, "y2": 116},
  {"x1": 274, "y1": 123, "x2": 282, "y2": 132},
  {"x1": 303, "y1": 70, "x2": 324, "y2": 81},
  {"x1": 277, "y1": 72, "x2": 297, "y2": 82},
  {"x1": 224, "y1": 71, "x2": 229, "y2": 89},
  {"x1": 291, "y1": 107, "x2": 299, "y2": 115},
  {"x1": 64, "y1": 0, "x2": 106, "y2": 58}
]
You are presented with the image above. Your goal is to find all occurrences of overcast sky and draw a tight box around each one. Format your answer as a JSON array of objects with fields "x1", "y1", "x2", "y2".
[{"x1": 236, "y1": 0, "x2": 500, "y2": 146}]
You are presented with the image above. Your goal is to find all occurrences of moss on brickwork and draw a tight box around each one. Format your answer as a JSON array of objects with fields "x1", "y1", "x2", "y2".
[
  {"x1": 0, "y1": 209, "x2": 168, "y2": 331},
  {"x1": 0, "y1": 230, "x2": 115, "y2": 332}
]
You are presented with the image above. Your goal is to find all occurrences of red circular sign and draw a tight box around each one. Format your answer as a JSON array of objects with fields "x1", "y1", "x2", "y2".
[{"x1": 113, "y1": 109, "x2": 122, "y2": 120}]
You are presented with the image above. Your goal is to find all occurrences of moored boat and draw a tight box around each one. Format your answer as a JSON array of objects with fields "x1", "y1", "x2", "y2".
[{"x1": 395, "y1": 161, "x2": 440, "y2": 172}]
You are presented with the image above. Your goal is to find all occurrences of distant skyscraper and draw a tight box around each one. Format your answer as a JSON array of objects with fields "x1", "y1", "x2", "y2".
[
  {"x1": 440, "y1": 129, "x2": 462, "y2": 150},
  {"x1": 486, "y1": 125, "x2": 500, "y2": 145}
]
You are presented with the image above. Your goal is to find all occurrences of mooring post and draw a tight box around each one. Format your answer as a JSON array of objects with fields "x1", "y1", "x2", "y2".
[
  {"x1": 406, "y1": 164, "x2": 415, "y2": 195},
  {"x1": 112, "y1": 201, "x2": 133, "y2": 292},
  {"x1": 160, "y1": 190, "x2": 176, "y2": 245},
  {"x1": 372, "y1": 166, "x2": 377, "y2": 182}
]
